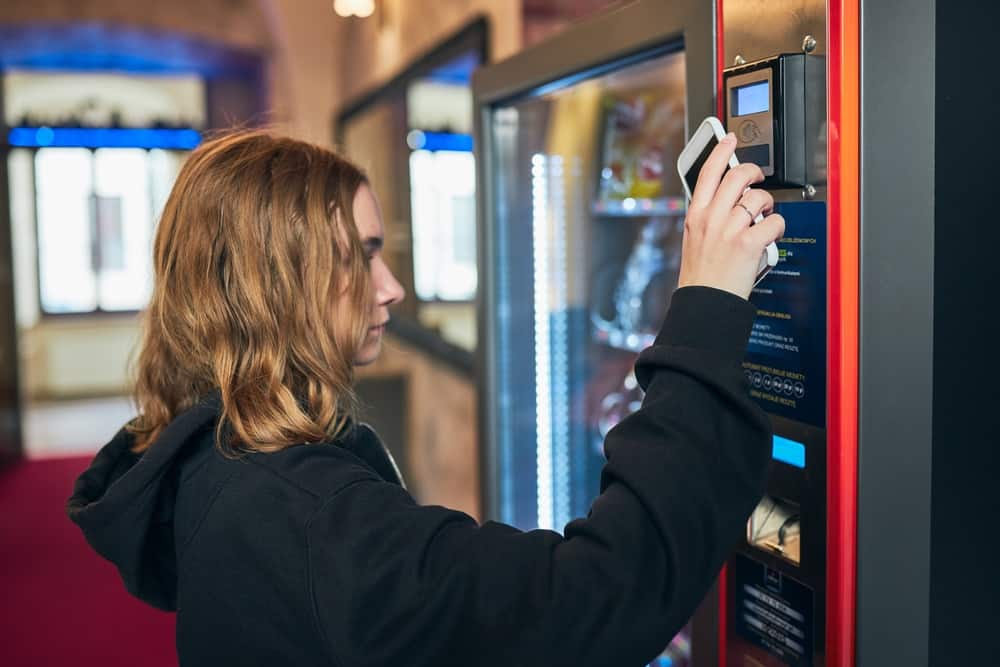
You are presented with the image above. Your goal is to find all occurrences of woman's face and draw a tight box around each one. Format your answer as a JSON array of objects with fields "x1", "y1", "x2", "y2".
[{"x1": 352, "y1": 184, "x2": 405, "y2": 365}]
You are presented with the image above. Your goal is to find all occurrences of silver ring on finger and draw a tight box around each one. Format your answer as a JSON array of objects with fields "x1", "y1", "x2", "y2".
[{"x1": 736, "y1": 202, "x2": 755, "y2": 221}]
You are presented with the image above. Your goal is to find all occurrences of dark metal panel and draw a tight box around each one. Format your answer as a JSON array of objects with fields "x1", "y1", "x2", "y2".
[
  {"x1": 472, "y1": 99, "x2": 498, "y2": 522},
  {"x1": 857, "y1": 0, "x2": 935, "y2": 664},
  {"x1": 928, "y1": 0, "x2": 998, "y2": 663},
  {"x1": 472, "y1": 0, "x2": 717, "y2": 523}
]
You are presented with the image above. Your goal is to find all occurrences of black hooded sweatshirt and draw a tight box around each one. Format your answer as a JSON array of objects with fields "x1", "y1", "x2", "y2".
[{"x1": 68, "y1": 286, "x2": 771, "y2": 667}]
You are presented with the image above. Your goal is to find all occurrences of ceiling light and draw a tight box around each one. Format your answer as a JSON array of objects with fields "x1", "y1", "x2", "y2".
[{"x1": 333, "y1": 0, "x2": 375, "y2": 18}]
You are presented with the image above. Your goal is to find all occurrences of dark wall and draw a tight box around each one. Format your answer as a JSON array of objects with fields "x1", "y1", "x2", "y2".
[
  {"x1": 0, "y1": 82, "x2": 23, "y2": 463},
  {"x1": 930, "y1": 0, "x2": 998, "y2": 664}
]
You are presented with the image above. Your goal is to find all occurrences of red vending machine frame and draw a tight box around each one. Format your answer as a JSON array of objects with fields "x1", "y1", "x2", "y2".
[
  {"x1": 715, "y1": 0, "x2": 859, "y2": 665},
  {"x1": 824, "y1": 0, "x2": 859, "y2": 664}
]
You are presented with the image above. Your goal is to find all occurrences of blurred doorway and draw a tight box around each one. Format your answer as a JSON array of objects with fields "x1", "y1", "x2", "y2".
[{"x1": 3, "y1": 69, "x2": 203, "y2": 459}]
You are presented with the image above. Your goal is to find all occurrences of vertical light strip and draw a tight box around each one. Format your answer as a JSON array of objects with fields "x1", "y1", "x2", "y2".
[
  {"x1": 531, "y1": 153, "x2": 554, "y2": 530},
  {"x1": 549, "y1": 155, "x2": 571, "y2": 531}
]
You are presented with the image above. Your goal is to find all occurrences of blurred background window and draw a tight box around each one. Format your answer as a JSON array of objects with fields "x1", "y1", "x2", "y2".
[
  {"x1": 406, "y1": 58, "x2": 477, "y2": 303},
  {"x1": 0, "y1": 19, "x2": 264, "y2": 468},
  {"x1": 4, "y1": 71, "x2": 202, "y2": 316},
  {"x1": 408, "y1": 144, "x2": 476, "y2": 302},
  {"x1": 338, "y1": 19, "x2": 486, "y2": 352},
  {"x1": 30, "y1": 147, "x2": 186, "y2": 314}
]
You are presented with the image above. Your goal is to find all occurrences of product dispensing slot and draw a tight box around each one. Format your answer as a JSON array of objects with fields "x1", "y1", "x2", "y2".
[{"x1": 748, "y1": 495, "x2": 801, "y2": 565}]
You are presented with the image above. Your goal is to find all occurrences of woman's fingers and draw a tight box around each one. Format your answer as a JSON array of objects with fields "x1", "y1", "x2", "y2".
[
  {"x1": 690, "y1": 133, "x2": 738, "y2": 210},
  {"x1": 742, "y1": 189, "x2": 774, "y2": 219},
  {"x1": 678, "y1": 133, "x2": 782, "y2": 299},
  {"x1": 745, "y1": 212, "x2": 786, "y2": 251},
  {"x1": 710, "y1": 162, "x2": 766, "y2": 220},
  {"x1": 727, "y1": 189, "x2": 774, "y2": 235}
]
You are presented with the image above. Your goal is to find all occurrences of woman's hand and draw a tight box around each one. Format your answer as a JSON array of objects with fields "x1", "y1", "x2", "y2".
[{"x1": 677, "y1": 133, "x2": 785, "y2": 300}]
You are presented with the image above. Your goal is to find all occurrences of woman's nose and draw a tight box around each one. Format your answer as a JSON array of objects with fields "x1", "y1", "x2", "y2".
[{"x1": 376, "y1": 261, "x2": 405, "y2": 306}]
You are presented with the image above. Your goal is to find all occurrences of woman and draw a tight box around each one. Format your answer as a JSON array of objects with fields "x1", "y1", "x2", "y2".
[{"x1": 69, "y1": 129, "x2": 783, "y2": 666}]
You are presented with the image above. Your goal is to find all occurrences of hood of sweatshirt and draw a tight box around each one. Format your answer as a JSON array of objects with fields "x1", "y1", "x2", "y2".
[{"x1": 66, "y1": 393, "x2": 403, "y2": 611}]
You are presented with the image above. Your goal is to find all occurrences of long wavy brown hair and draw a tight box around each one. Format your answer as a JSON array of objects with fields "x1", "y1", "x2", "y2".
[{"x1": 128, "y1": 130, "x2": 373, "y2": 455}]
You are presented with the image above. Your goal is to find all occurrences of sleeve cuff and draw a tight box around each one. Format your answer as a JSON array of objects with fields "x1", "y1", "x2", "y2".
[{"x1": 654, "y1": 286, "x2": 757, "y2": 366}]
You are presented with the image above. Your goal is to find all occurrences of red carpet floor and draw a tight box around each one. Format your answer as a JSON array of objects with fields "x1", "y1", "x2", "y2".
[{"x1": 0, "y1": 457, "x2": 176, "y2": 667}]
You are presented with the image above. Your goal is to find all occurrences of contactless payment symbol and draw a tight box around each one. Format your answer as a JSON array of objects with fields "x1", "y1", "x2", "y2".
[{"x1": 738, "y1": 119, "x2": 761, "y2": 143}]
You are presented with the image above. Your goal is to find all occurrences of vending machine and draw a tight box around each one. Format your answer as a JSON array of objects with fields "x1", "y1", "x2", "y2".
[
  {"x1": 474, "y1": 3, "x2": 716, "y2": 663},
  {"x1": 475, "y1": 0, "x2": 988, "y2": 665}
]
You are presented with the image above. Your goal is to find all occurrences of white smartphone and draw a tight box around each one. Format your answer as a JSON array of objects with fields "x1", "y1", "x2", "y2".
[{"x1": 676, "y1": 116, "x2": 779, "y2": 285}]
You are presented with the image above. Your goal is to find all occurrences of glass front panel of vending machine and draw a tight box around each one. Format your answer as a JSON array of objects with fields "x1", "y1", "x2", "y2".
[{"x1": 486, "y1": 46, "x2": 691, "y2": 666}]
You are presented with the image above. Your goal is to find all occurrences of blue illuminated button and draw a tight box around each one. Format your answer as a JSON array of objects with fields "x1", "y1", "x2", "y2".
[{"x1": 772, "y1": 435, "x2": 806, "y2": 468}]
